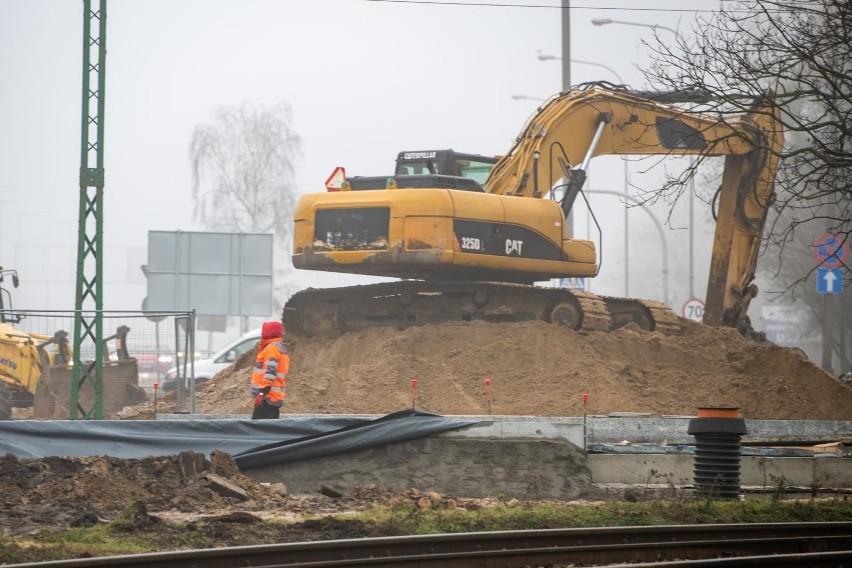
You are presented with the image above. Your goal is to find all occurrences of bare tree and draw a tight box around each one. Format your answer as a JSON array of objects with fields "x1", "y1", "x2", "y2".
[
  {"x1": 761, "y1": 202, "x2": 851, "y2": 373},
  {"x1": 190, "y1": 101, "x2": 303, "y2": 313},
  {"x1": 640, "y1": 0, "x2": 850, "y2": 277},
  {"x1": 639, "y1": 0, "x2": 850, "y2": 372}
]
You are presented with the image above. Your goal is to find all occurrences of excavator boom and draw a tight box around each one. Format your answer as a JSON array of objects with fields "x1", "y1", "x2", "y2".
[
  {"x1": 484, "y1": 88, "x2": 762, "y2": 200},
  {"x1": 702, "y1": 102, "x2": 782, "y2": 332}
]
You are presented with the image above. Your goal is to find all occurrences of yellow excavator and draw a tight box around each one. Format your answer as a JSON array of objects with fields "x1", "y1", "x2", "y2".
[
  {"x1": 0, "y1": 267, "x2": 147, "y2": 419},
  {"x1": 284, "y1": 85, "x2": 782, "y2": 337}
]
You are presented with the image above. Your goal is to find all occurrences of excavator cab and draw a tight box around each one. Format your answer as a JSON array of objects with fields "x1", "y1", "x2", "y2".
[
  {"x1": 0, "y1": 267, "x2": 22, "y2": 325},
  {"x1": 340, "y1": 150, "x2": 496, "y2": 193},
  {"x1": 394, "y1": 150, "x2": 497, "y2": 183}
]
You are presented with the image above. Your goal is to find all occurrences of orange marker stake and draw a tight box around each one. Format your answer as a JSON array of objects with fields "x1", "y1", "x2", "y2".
[
  {"x1": 582, "y1": 393, "x2": 588, "y2": 454},
  {"x1": 410, "y1": 379, "x2": 417, "y2": 410},
  {"x1": 484, "y1": 377, "x2": 492, "y2": 415},
  {"x1": 153, "y1": 383, "x2": 159, "y2": 416}
]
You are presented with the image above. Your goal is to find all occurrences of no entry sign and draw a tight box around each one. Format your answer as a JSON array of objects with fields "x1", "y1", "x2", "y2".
[{"x1": 814, "y1": 233, "x2": 848, "y2": 269}]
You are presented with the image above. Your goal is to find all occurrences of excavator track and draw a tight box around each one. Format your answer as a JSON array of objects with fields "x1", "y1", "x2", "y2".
[
  {"x1": 283, "y1": 282, "x2": 680, "y2": 337},
  {"x1": 636, "y1": 299, "x2": 683, "y2": 335},
  {"x1": 601, "y1": 295, "x2": 683, "y2": 335}
]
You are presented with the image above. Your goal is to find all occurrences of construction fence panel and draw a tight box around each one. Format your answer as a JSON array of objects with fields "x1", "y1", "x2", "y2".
[{"x1": 1, "y1": 310, "x2": 197, "y2": 419}]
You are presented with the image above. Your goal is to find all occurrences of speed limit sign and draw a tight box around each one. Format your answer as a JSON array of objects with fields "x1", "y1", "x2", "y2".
[{"x1": 682, "y1": 297, "x2": 705, "y2": 322}]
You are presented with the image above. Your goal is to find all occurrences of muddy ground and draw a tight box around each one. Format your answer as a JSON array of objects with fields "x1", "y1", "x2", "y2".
[
  {"x1": 0, "y1": 449, "x2": 506, "y2": 562},
  {"x1": 2, "y1": 319, "x2": 851, "y2": 559},
  {"x1": 0, "y1": 448, "x2": 623, "y2": 561}
]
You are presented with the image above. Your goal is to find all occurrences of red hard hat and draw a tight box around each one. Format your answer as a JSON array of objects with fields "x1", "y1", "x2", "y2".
[{"x1": 262, "y1": 321, "x2": 284, "y2": 339}]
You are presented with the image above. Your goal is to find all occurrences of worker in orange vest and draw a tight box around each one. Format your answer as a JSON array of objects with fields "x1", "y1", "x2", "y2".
[{"x1": 251, "y1": 321, "x2": 289, "y2": 419}]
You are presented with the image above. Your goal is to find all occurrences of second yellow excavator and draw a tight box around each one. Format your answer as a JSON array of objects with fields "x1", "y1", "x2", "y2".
[
  {"x1": 0, "y1": 267, "x2": 148, "y2": 419},
  {"x1": 285, "y1": 85, "x2": 782, "y2": 337}
]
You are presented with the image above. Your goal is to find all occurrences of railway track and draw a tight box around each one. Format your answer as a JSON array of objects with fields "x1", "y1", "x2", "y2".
[{"x1": 12, "y1": 522, "x2": 852, "y2": 567}]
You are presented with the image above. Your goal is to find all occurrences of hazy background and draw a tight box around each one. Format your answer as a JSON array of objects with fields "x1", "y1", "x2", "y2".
[{"x1": 1, "y1": 0, "x2": 728, "y2": 349}]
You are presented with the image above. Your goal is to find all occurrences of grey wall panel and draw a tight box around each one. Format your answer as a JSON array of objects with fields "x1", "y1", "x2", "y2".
[{"x1": 147, "y1": 231, "x2": 273, "y2": 316}]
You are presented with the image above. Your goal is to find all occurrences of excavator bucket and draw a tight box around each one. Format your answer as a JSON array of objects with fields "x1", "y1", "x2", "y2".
[
  {"x1": 32, "y1": 326, "x2": 149, "y2": 419},
  {"x1": 33, "y1": 360, "x2": 148, "y2": 419}
]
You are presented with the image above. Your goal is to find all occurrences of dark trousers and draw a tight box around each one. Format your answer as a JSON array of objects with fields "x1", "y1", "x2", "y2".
[{"x1": 251, "y1": 400, "x2": 281, "y2": 420}]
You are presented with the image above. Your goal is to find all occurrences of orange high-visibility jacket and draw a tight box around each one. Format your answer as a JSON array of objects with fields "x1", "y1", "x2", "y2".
[{"x1": 251, "y1": 338, "x2": 289, "y2": 407}]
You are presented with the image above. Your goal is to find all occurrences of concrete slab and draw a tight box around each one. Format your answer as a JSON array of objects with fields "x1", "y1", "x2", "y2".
[
  {"x1": 587, "y1": 454, "x2": 852, "y2": 489},
  {"x1": 444, "y1": 419, "x2": 584, "y2": 446},
  {"x1": 248, "y1": 435, "x2": 592, "y2": 500},
  {"x1": 158, "y1": 413, "x2": 851, "y2": 446}
]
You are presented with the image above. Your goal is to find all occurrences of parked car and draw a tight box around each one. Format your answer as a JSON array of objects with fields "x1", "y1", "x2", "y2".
[
  {"x1": 135, "y1": 347, "x2": 214, "y2": 390},
  {"x1": 160, "y1": 328, "x2": 261, "y2": 392}
]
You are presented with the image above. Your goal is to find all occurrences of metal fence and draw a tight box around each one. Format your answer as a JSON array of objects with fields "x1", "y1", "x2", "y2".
[{"x1": 1, "y1": 309, "x2": 198, "y2": 417}]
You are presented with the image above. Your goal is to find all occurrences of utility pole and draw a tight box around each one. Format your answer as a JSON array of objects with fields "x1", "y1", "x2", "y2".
[
  {"x1": 561, "y1": 0, "x2": 574, "y2": 238},
  {"x1": 821, "y1": 295, "x2": 834, "y2": 373},
  {"x1": 561, "y1": 0, "x2": 571, "y2": 90},
  {"x1": 71, "y1": 0, "x2": 108, "y2": 419}
]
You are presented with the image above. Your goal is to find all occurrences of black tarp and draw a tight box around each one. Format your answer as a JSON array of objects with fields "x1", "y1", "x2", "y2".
[
  {"x1": 0, "y1": 410, "x2": 479, "y2": 469},
  {"x1": 233, "y1": 409, "x2": 479, "y2": 469}
]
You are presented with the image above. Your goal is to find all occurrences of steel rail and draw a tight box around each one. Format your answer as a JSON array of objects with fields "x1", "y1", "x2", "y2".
[
  {"x1": 9, "y1": 522, "x2": 852, "y2": 568},
  {"x1": 608, "y1": 550, "x2": 852, "y2": 567}
]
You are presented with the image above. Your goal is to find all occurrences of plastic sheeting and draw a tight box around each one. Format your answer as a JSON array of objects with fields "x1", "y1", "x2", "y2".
[
  {"x1": 0, "y1": 410, "x2": 479, "y2": 469},
  {"x1": 233, "y1": 409, "x2": 479, "y2": 470}
]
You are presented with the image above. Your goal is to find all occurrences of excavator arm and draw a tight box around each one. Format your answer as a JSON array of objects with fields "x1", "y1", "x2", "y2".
[
  {"x1": 483, "y1": 86, "x2": 783, "y2": 334},
  {"x1": 703, "y1": 105, "x2": 781, "y2": 334},
  {"x1": 484, "y1": 87, "x2": 771, "y2": 197}
]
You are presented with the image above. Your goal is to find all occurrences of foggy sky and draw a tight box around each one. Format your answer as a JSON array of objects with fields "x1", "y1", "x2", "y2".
[{"x1": 0, "y1": 0, "x2": 717, "y2": 331}]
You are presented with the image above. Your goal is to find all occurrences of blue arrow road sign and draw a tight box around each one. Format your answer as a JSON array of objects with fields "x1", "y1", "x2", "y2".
[{"x1": 816, "y1": 268, "x2": 843, "y2": 294}]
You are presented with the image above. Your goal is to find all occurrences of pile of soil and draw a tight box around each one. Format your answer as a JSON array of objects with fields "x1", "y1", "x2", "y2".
[
  {"x1": 119, "y1": 319, "x2": 852, "y2": 420},
  {"x1": 0, "y1": 449, "x2": 476, "y2": 550}
]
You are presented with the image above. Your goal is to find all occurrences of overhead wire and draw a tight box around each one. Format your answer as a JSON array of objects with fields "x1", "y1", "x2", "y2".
[{"x1": 363, "y1": 0, "x2": 778, "y2": 14}]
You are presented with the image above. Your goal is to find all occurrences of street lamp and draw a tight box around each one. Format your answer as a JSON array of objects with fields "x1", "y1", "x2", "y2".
[
  {"x1": 538, "y1": 54, "x2": 632, "y2": 296},
  {"x1": 591, "y1": 18, "x2": 679, "y2": 37},
  {"x1": 536, "y1": 54, "x2": 625, "y2": 86},
  {"x1": 590, "y1": 19, "x2": 697, "y2": 301},
  {"x1": 587, "y1": 189, "x2": 669, "y2": 304}
]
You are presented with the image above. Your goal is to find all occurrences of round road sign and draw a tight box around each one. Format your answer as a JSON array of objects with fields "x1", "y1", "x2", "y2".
[
  {"x1": 682, "y1": 297, "x2": 705, "y2": 322},
  {"x1": 814, "y1": 233, "x2": 848, "y2": 268},
  {"x1": 142, "y1": 297, "x2": 167, "y2": 323}
]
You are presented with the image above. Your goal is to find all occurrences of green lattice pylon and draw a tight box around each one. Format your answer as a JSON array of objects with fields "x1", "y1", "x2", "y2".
[{"x1": 71, "y1": 0, "x2": 108, "y2": 419}]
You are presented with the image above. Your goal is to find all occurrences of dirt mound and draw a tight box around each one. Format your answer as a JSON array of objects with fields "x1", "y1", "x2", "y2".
[
  {"x1": 0, "y1": 450, "x2": 280, "y2": 536},
  {"x1": 120, "y1": 319, "x2": 852, "y2": 421},
  {"x1": 0, "y1": 450, "x2": 475, "y2": 544}
]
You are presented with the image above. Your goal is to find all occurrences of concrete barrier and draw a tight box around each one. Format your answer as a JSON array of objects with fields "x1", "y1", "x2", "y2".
[
  {"x1": 248, "y1": 436, "x2": 592, "y2": 500},
  {"x1": 587, "y1": 453, "x2": 852, "y2": 490},
  {"x1": 159, "y1": 413, "x2": 851, "y2": 496}
]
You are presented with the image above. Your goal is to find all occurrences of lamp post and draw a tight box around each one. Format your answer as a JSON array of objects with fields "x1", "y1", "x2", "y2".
[
  {"x1": 586, "y1": 190, "x2": 669, "y2": 304},
  {"x1": 591, "y1": 18, "x2": 679, "y2": 37},
  {"x1": 538, "y1": 54, "x2": 632, "y2": 296},
  {"x1": 560, "y1": 0, "x2": 571, "y2": 90},
  {"x1": 537, "y1": 54, "x2": 625, "y2": 86},
  {"x1": 590, "y1": 18, "x2": 695, "y2": 299}
]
